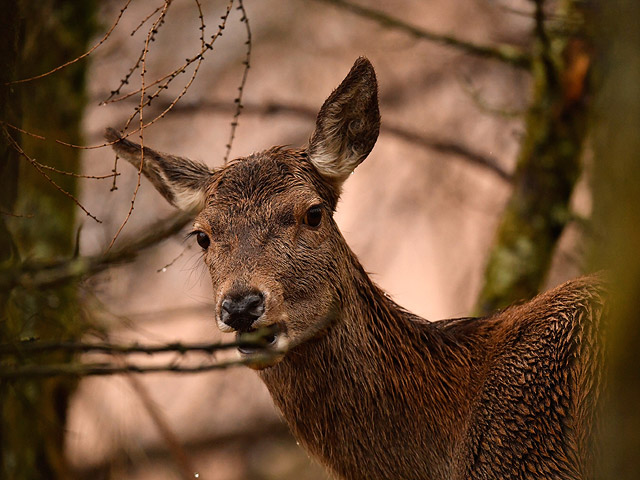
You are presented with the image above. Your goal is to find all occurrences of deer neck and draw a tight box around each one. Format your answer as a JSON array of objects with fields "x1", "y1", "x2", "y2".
[{"x1": 259, "y1": 245, "x2": 477, "y2": 479}]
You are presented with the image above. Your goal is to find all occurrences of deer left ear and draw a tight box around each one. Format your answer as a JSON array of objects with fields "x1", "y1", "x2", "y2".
[
  {"x1": 105, "y1": 128, "x2": 213, "y2": 212},
  {"x1": 307, "y1": 57, "x2": 380, "y2": 192}
]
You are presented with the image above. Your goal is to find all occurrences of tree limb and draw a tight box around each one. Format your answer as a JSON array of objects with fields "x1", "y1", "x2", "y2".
[
  {"x1": 73, "y1": 420, "x2": 292, "y2": 480},
  {"x1": 0, "y1": 333, "x2": 276, "y2": 357},
  {"x1": 136, "y1": 98, "x2": 513, "y2": 183},
  {"x1": 0, "y1": 353, "x2": 280, "y2": 379},
  {"x1": 312, "y1": 0, "x2": 532, "y2": 69},
  {"x1": 0, "y1": 211, "x2": 195, "y2": 291}
]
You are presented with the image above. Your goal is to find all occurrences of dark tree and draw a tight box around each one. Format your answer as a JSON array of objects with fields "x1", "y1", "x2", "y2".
[
  {"x1": 590, "y1": 0, "x2": 640, "y2": 476},
  {"x1": 0, "y1": 1, "x2": 95, "y2": 477}
]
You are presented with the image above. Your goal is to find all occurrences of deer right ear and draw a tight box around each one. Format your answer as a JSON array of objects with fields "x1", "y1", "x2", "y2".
[
  {"x1": 105, "y1": 128, "x2": 212, "y2": 212},
  {"x1": 307, "y1": 57, "x2": 381, "y2": 193}
]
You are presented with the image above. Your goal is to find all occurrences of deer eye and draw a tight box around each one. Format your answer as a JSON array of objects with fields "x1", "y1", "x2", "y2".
[
  {"x1": 303, "y1": 205, "x2": 323, "y2": 228},
  {"x1": 195, "y1": 231, "x2": 210, "y2": 249}
]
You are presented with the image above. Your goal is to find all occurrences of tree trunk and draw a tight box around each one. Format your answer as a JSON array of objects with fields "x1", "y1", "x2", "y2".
[
  {"x1": 589, "y1": 0, "x2": 640, "y2": 476},
  {"x1": 0, "y1": 0, "x2": 23, "y2": 470},
  {"x1": 1, "y1": 1, "x2": 95, "y2": 478},
  {"x1": 475, "y1": 0, "x2": 590, "y2": 314}
]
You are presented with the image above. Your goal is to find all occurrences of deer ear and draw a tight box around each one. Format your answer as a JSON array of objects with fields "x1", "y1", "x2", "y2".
[
  {"x1": 307, "y1": 57, "x2": 380, "y2": 191},
  {"x1": 105, "y1": 128, "x2": 212, "y2": 212}
]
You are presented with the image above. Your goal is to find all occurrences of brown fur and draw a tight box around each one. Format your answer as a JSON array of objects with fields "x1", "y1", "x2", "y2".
[{"x1": 107, "y1": 57, "x2": 605, "y2": 480}]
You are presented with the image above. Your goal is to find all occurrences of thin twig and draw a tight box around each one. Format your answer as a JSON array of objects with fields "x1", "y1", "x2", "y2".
[
  {"x1": 0, "y1": 311, "x2": 338, "y2": 378},
  {"x1": 1, "y1": 211, "x2": 194, "y2": 291},
  {"x1": 106, "y1": 1, "x2": 173, "y2": 251},
  {"x1": 130, "y1": 3, "x2": 165, "y2": 37},
  {"x1": 459, "y1": 74, "x2": 526, "y2": 119},
  {"x1": 0, "y1": 338, "x2": 268, "y2": 356},
  {"x1": 111, "y1": 154, "x2": 120, "y2": 191},
  {"x1": 0, "y1": 209, "x2": 33, "y2": 219},
  {"x1": 53, "y1": 2, "x2": 234, "y2": 151},
  {"x1": 104, "y1": 0, "x2": 228, "y2": 110},
  {"x1": 143, "y1": 98, "x2": 513, "y2": 182},
  {"x1": 34, "y1": 162, "x2": 120, "y2": 180},
  {"x1": 0, "y1": 356, "x2": 272, "y2": 379},
  {"x1": 157, "y1": 243, "x2": 192, "y2": 272},
  {"x1": 1, "y1": 121, "x2": 46, "y2": 140},
  {"x1": 1, "y1": 120, "x2": 129, "y2": 152},
  {"x1": 223, "y1": 0, "x2": 252, "y2": 164},
  {"x1": 0, "y1": 327, "x2": 283, "y2": 379},
  {"x1": 125, "y1": 371, "x2": 197, "y2": 480},
  {"x1": 2, "y1": 121, "x2": 119, "y2": 179},
  {"x1": 0, "y1": 312, "x2": 338, "y2": 379},
  {"x1": 102, "y1": 1, "x2": 172, "y2": 104},
  {"x1": 6, "y1": 0, "x2": 133, "y2": 85},
  {"x1": 3, "y1": 127, "x2": 102, "y2": 223},
  {"x1": 312, "y1": 0, "x2": 532, "y2": 69},
  {"x1": 117, "y1": 0, "x2": 230, "y2": 133}
]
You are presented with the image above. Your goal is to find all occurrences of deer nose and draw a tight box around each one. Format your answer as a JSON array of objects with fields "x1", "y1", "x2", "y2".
[{"x1": 220, "y1": 291, "x2": 265, "y2": 331}]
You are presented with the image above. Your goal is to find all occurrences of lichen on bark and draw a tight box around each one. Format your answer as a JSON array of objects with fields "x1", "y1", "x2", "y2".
[{"x1": 475, "y1": 0, "x2": 591, "y2": 314}]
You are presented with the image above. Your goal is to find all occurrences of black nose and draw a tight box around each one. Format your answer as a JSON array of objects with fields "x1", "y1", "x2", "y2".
[{"x1": 220, "y1": 291, "x2": 265, "y2": 331}]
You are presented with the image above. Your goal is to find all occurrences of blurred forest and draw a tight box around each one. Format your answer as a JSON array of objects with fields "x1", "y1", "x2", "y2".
[{"x1": 0, "y1": 0, "x2": 638, "y2": 478}]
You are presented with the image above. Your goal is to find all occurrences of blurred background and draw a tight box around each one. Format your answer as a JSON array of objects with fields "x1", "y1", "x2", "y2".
[{"x1": 1, "y1": 0, "x2": 639, "y2": 479}]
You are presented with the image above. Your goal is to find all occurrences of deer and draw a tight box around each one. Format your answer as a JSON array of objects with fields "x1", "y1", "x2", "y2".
[{"x1": 106, "y1": 57, "x2": 605, "y2": 480}]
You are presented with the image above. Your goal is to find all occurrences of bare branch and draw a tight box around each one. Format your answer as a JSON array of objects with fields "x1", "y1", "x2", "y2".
[
  {"x1": 5, "y1": 0, "x2": 133, "y2": 85},
  {"x1": 130, "y1": 3, "x2": 165, "y2": 37},
  {"x1": 459, "y1": 75, "x2": 526, "y2": 119},
  {"x1": 312, "y1": 0, "x2": 532, "y2": 69},
  {"x1": 106, "y1": 1, "x2": 175, "y2": 251},
  {"x1": 40, "y1": 2, "x2": 238, "y2": 152},
  {"x1": 0, "y1": 336, "x2": 271, "y2": 357},
  {"x1": 0, "y1": 356, "x2": 271, "y2": 379},
  {"x1": 0, "y1": 317, "x2": 334, "y2": 379},
  {"x1": 74, "y1": 420, "x2": 291, "y2": 479},
  {"x1": 157, "y1": 243, "x2": 193, "y2": 272},
  {"x1": 223, "y1": 0, "x2": 252, "y2": 164},
  {"x1": 106, "y1": 0, "x2": 231, "y2": 117},
  {"x1": 124, "y1": 371, "x2": 197, "y2": 479},
  {"x1": 143, "y1": 98, "x2": 513, "y2": 182},
  {"x1": 0, "y1": 211, "x2": 194, "y2": 291},
  {"x1": 3, "y1": 126, "x2": 103, "y2": 223},
  {"x1": 0, "y1": 209, "x2": 33, "y2": 218},
  {"x1": 102, "y1": 1, "x2": 173, "y2": 105}
]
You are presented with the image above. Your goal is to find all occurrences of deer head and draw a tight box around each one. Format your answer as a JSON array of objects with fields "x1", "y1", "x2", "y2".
[{"x1": 106, "y1": 57, "x2": 380, "y2": 367}]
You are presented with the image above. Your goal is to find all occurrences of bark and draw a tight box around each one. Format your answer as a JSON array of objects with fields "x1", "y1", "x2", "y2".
[
  {"x1": 589, "y1": 0, "x2": 640, "y2": 476},
  {"x1": 475, "y1": 0, "x2": 590, "y2": 314},
  {"x1": 0, "y1": 0, "x2": 23, "y2": 473},
  {"x1": 0, "y1": 1, "x2": 95, "y2": 478}
]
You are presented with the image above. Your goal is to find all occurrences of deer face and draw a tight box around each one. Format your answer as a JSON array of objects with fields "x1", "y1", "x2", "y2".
[
  {"x1": 106, "y1": 57, "x2": 380, "y2": 367},
  {"x1": 193, "y1": 149, "x2": 344, "y2": 361}
]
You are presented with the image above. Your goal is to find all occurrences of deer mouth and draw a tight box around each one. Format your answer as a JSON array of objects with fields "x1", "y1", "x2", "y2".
[{"x1": 236, "y1": 324, "x2": 282, "y2": 355}]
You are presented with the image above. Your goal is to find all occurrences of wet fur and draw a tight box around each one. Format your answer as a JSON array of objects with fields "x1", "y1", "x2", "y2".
[{"x1": 107, "y1": 57, "x2": 605, "y2": 480}]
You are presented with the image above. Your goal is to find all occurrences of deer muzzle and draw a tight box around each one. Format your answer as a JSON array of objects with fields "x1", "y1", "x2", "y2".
[
  {"x1": 220, "y1": 290, "x2": 265, "y2": 332},
  {"x1": 216, "y1": 287, "x2": 288, "y2": 364}
]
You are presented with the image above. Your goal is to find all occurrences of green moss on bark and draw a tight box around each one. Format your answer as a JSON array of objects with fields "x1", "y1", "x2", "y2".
[
  {"x1": 1, "y1": 1, "x2": 95, "y2": 478},
  {"x1": 475, "y1": 1, "x2": 590, "y2": 314}
]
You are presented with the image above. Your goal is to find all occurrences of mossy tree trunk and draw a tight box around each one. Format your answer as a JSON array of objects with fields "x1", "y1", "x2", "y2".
[
  {"x1": 0, "y1": 1, "x2": 95, "y2": 478},
  {"x1": 475, "y1": 0, "x2": 591, "y2": 314}
]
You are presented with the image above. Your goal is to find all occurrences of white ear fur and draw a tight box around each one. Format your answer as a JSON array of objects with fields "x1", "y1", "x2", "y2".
[
  {"x1": 105, "y1": 128, "x2": 212, "y2": 212},
  {"x1": 308, "y1": 57, "x2": 380, "y2": 189}
]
